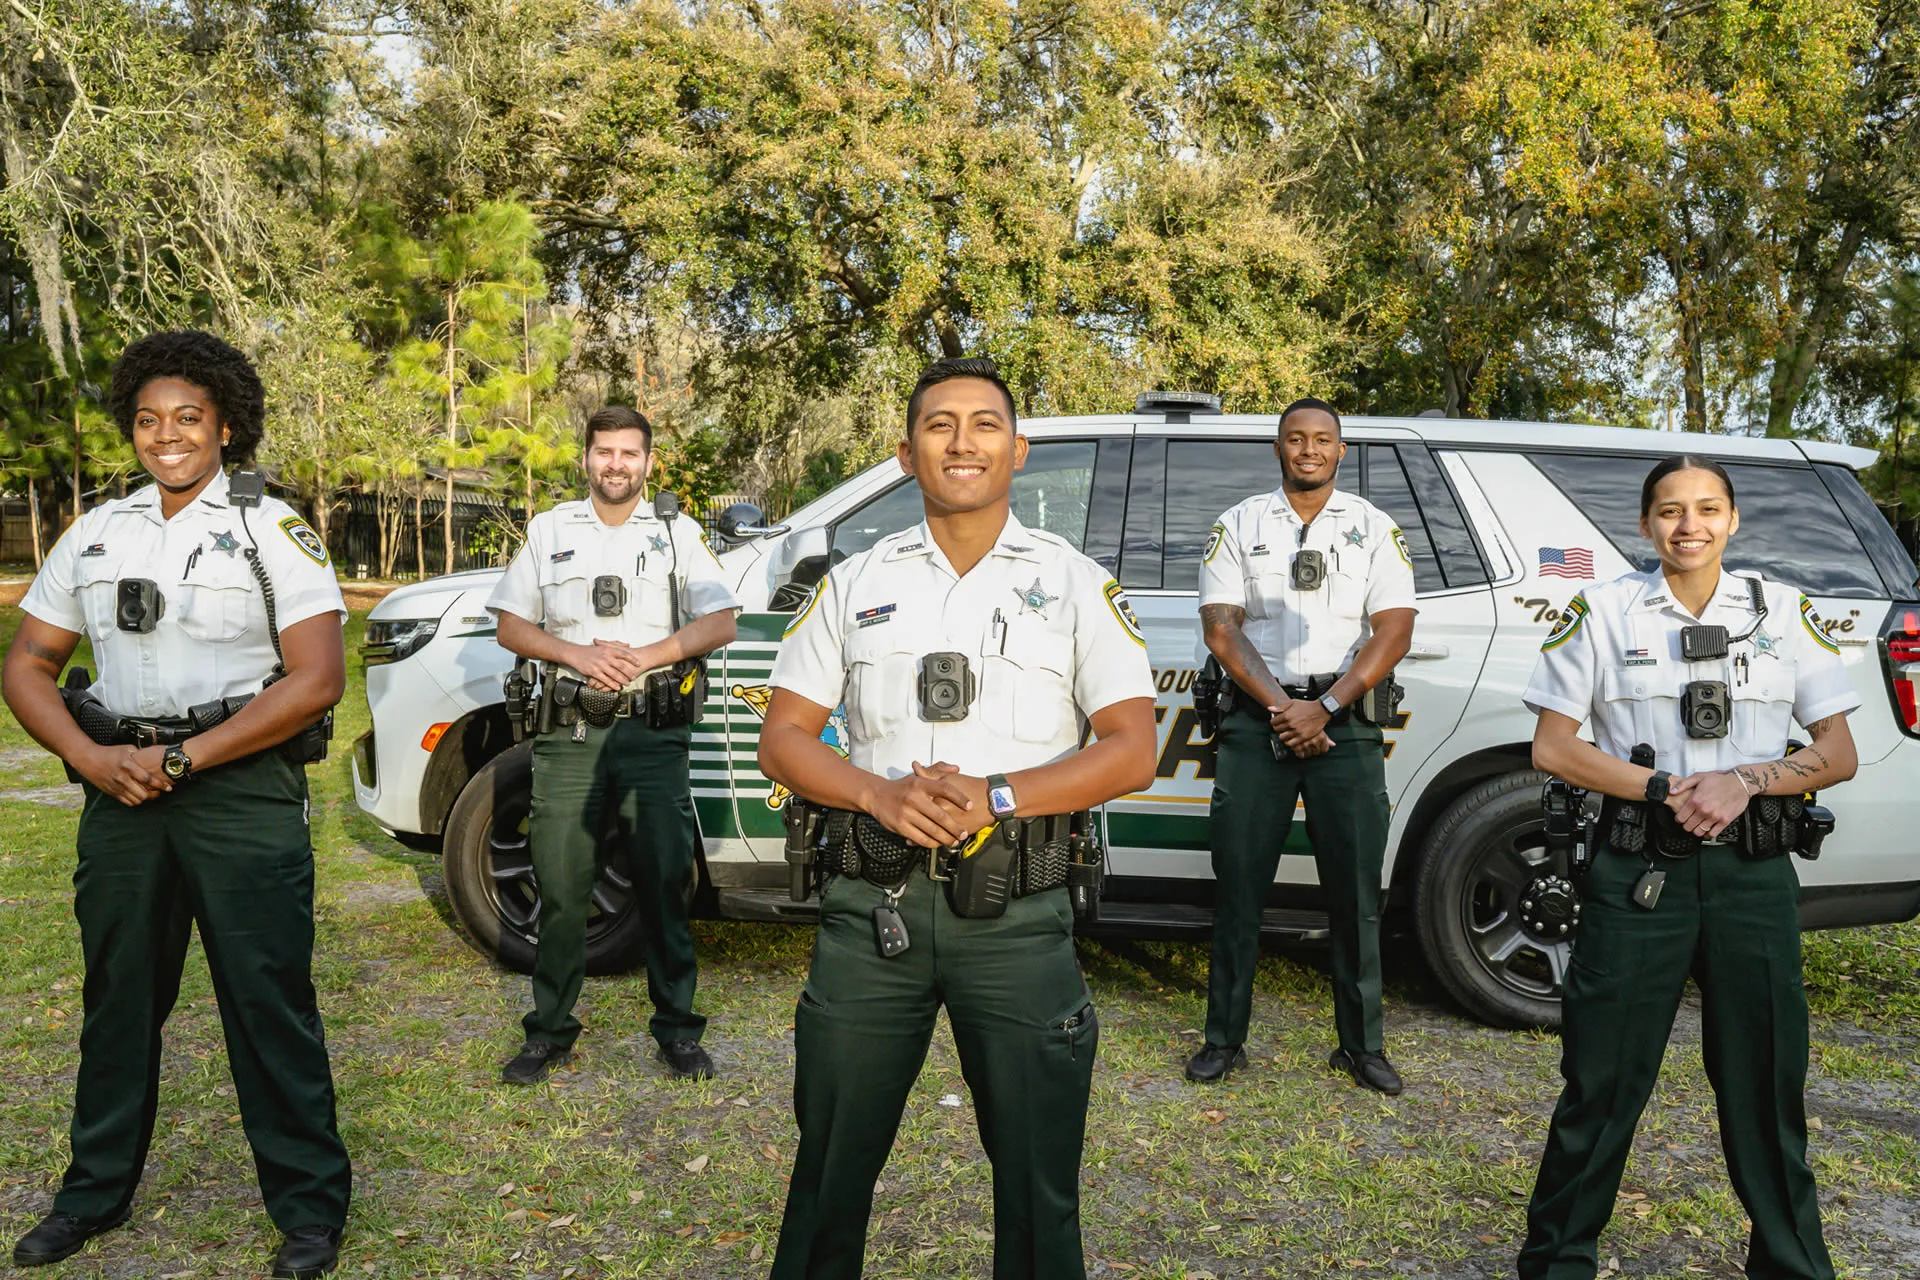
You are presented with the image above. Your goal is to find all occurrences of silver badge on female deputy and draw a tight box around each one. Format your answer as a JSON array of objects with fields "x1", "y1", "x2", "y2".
[
  {"x1": 1015, "y1": 578, "x2": 1058, "y2": 620},
  {"x1": 211, "y1": 530, "x2": 240, "y2": 556}
]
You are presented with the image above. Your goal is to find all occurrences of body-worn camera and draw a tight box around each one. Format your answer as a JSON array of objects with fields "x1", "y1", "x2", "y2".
[
  {"x1": 115, "y1": 579, "x2": 165, "y2": 632},
  {"x1": 591, "y1": 574, "x2": 627, "y2": 617},
  {"x1": 1291, "y1": 548, "x2": 1326, "y2": 590},
  {"x1": 1680, "y1": 625, "x2": 1730, "y2": 661},
  {"x1": 1681, "y1": 679, "x2": 1730, "y2": 738},
  {"x1": 917, "y1": 652, "x2": 975, "y2": 722}
]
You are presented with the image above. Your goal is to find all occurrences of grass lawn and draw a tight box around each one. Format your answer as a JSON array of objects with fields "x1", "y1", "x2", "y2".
[{"x1": 0, "y1": 606, "x2": 1914, "y2": 1278}]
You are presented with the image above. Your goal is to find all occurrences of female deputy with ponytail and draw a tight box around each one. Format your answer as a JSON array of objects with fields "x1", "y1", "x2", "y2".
[{"x1": 1516, "y1": 454, "x2": 1859, "y2": 1279}]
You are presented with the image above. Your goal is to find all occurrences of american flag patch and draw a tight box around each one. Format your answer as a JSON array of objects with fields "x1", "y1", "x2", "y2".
[
  {"x1": 1625, "y1": 647, "x2": 1648, "y2": 658},
  {"x1": 1539, "y1": 546, "x2": 1595, "y2": 578},
  {"x1": 854, "y1": 603, "x2": 896, "y2": 628}
]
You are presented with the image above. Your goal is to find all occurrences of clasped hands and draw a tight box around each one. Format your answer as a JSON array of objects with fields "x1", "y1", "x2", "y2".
[
  {"x1": 870, "y1": 761, "x2": 993, "y2": 849},
  {"x1": 568, "y1": 638, "x2": 663, "y2": 692},
  {"x1": 1660, "y1": 770, "x2": 1752, "y2": 840},
  {"x1": 1268, "y1": 698, "x2": 1336, "y2": 758},
  {"x1": 74, "y1": 743, "x2": 173, "y2": 807}
]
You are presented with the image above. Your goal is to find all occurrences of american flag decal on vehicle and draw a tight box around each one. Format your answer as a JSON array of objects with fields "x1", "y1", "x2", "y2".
[{"x1": 1538, "y1": 546, "x2": 1595, "y2": 579}]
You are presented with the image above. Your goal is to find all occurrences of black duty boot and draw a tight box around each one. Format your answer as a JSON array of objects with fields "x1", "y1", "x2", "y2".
[
  {"x1": 501, "y1": 1040, "x2": 572, "y2": 1085},
  {"x1": 12, "y1": 1208, "x2": 131, "y2": 1266},
  {"x1": 1328, "y1": 1047, "x2": 1404, "y2": 1096},
  {"x1": 271, "y1": 1225, "x2": 342, "y2": 1278},
  {"x1": 1184, "y1": 1044, "x2": 1248, "y2": 1083},
  {"x1": 657, "y1": 1039, "x2": 715, "y2": 1081}
]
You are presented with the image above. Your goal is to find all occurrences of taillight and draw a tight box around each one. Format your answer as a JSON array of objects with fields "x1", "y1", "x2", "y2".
[{"x1": 1886, "y1": 607, "x2": 1920, "y2": 736}]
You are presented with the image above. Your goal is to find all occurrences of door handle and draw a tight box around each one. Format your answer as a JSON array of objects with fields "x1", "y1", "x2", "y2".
[{"x1": 1406, "y1": 643, "x2": 1450, "y2": 660}]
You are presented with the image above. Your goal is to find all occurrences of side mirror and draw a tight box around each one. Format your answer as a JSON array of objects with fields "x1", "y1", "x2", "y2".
[
  {"x1": 768, "y1": 525, "x2": 832, "y2": 611},
  {"x1": 717, "y1": 501, "x2": 789, "y2": 543}
]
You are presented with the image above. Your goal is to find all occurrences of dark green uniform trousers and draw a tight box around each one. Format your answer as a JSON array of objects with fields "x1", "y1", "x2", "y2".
[
  {"x1": 1204, "y1": 712, "x2": 1389, "y2": 1053},
  {"x1": 772, "y1": 871, "x2": 1099, "y2": 1280},
  {"x1": 56, "y1": 753, "x2": 350, "y2": 1232},
  {"x1": 1519, "y1": 844, "x2": 1832, "y2": 1280},
  {"x1": 526, "y1": 717, "x2": 704, "y2": 1050}
]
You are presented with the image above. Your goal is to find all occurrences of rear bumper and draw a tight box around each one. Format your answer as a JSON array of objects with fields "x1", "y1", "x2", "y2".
[{"x1": 1799, "y1": 881, "x2": 1920, "y2": 929}]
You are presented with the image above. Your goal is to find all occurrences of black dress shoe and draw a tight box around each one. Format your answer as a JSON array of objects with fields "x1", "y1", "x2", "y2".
[
  {"x1": 501, "y1": 1040, "x2": 572, "y2": 1085},
  {"x1": 658, "y1": 1038, "x2": 715, "y2": 1080},
  {"x1": 1184, "y1": 1044, "x2": 1248, "y2": 1083},
  {"x1": 12, "y1": 1207, "x2": 131, "y2": 1266},
  {"x1": 1329, "y1": 1047, "x2": 1404, "y2": 1095},
  {"x1": 272, "y1": 1225, "x2": 342, "y2": 1279}
]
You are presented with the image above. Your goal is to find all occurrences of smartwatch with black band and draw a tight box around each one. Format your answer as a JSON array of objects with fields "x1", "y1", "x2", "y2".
[
  {"x1": 986, "y1": 773, "x2": 1018, "y2": 820},
  {"x1": 1318, "y1": 691, "x2": 1344, "y2": 717}
]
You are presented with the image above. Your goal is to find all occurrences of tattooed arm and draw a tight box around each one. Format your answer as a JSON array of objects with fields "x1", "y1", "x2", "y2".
[
  {"x1": 1199, "y1": 602, "x2": 1287, "y2": 712},
  {"x1": 1669, "y1": 713, "x2": 1857, "y2": 839},
  {"x1": 1730, "y1": 713, "x2": 1859, "y2": 797}
]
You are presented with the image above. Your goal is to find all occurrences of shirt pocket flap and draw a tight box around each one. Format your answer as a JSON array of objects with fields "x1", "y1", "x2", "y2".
[
  {"x1": 1601, "y1": 665, "x2": 1684, "y2": 702},
  {"x1": 1731, "y1": 665, "x2": 1795, "y2": 707},
  {"x1": 178, "y1": 557, "x2": 257, "y2": 643}
]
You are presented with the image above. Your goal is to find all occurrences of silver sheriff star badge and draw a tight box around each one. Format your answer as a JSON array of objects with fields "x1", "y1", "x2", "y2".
[
  {"x1": 1344, "y1": 526, "x2": 1366, "y2": 546},
  {"x1": 1753, "y1": 627, "x2": 1779, "y2": 658},
  {"x1": 649, "y1": 534, "x2": 668, "y2": 553},
  {"x1": 211, "y1": 530, "x2": 240, "y2": 556},
  {"x1": 1014, "y1": 578, "x2": 1058, "y2": 619}
]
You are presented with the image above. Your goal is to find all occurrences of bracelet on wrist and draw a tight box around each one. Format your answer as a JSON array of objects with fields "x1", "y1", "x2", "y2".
[{"x1": 1731, "y1": 769, "x2": 1758, "y2": 797}]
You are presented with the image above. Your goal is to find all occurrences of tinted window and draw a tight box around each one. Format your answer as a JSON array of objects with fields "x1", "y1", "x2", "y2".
[
  {"x1": 1363, "y1": 445, "x2": 1443, "y2": 594},
  {"x1": 1119, "y1": 437, "x2": 1167, "y2": 588},
  {"x1": 1397, "y1": 444, "x2": 1489, "y2": 588},
  {"x1": 1162, "y1": 440, "x2": 1289, "y2": 591},
  {"x1": 1816, "y1": 463, "x2": 1918, "y2": 598},
  {"x1": 830, "y1": 440, "x2": 1100, "y2": 561},
  {"x1": 1527, "y1": 452, "x2": 1888, "y2": 598}
]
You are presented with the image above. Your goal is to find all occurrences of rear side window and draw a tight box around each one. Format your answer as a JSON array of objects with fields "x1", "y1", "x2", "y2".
[
  {"x1": 1362, "y1": 445, "x2": 1489, "y2": 594},
  {"x1": 1527, "y1": 452, "x2": 1889, "y2": 598}
]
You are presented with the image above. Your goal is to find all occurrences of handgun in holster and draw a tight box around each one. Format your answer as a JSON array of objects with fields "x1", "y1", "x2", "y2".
[
  {"x1": 782, "y1": 797, "x2": 827, "y2": 902},
  {"x1": 503, "y1": 659, "x2": 538, "y2": 742},
  {"x1": 1192, "y1": 657, "x2": 1226, "y2": 740},
  {"x1": 1541, "y1": 778, "x2": 1593, "y2": 879}
]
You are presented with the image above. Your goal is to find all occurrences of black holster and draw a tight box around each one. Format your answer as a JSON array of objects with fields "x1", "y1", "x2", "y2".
[
  {"x1": 503, "y1": 659, "x2": 538, "y2": 742},
  {"x1": 782, "y1": 797, "x2": 828, "y2": 902},
  {"x1": 1353, "y1": 671, "x2": 1405, "y2": 727},
  {"x1": 644, "y1": 659, "x2": 708, "y2": 728},
  {"x1": 1542, "y1": 779, "x2": 1593, "y2": 878},
  {"x1": 1192, "y1": 657, "x2": 1226, "y2": 740}
]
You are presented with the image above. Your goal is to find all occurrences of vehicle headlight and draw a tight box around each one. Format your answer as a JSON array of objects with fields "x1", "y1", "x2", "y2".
[{"x1": 361, "y1": 618, "x2": 439, "y2": 666}]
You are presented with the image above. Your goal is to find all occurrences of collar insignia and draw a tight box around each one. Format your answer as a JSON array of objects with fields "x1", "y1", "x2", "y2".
[
  {"x1": 1344, "y1": 526, "x2": 1366, "y2": 546},
  {"x1": 211, "y1": 529, "x2": 239, "y2": 556},
  {"x1": 1014, "y1": 578, "x2": 1058, "y2": 619}
]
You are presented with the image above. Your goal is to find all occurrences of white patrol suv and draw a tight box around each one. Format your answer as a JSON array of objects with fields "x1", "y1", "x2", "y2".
[{"x1": 351, "y1": 395, "x2": 1920, "y2": 1027}]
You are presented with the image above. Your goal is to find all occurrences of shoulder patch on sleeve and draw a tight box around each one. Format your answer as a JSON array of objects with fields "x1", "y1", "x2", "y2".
[
  {"x1": 782, "y1": 584, "x2": 823, "y2": 639},
  {"x1": 1103, "y1": 580, "x2": 1147, "y2": 647},
  {"x1": 1390, "y1": 526, "x2": 1411, "y2": 567},
  {"x1": 278, "y1": 515, "x2": 329, "y2": 566},
  {"x1": 1203, "y1": 523, "x2": 1226, "y2": 564},
  {"x1": 1799, "y1": 596, "x2": 1841, "y2": 654},
  {"x1": 1541, "y1": 594, "x2": 1589, "y2": 651}
]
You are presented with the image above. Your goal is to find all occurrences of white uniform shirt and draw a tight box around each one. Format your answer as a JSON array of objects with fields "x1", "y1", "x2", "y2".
[
  {"x1": 770, "y1": 515, "x2": 1156, "y2": 780},
  {"x1": 20, "y1": 470, "x2": 347, "y2": 717},
  {"x1": 1197, "y1": 487, "x2": 1418, "y2": 683},
  {"x1": 1524, "y1": 568, "x2": 1859, "y2": 775},
  {"x1": 486, "y1": 498, "x2": 740, "y2": 682}
]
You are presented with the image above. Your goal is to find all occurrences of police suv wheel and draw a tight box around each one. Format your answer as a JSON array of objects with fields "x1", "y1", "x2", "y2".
[
  {"x1": 1413, "y1": 770, "x2": 1582, "y2": 1029},
  {"x1": 440, "y1": 743, "x2": 651, "y2": 976}
]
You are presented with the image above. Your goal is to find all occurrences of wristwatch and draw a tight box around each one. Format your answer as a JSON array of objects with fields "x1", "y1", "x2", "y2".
[
  {"x1": 986, "y1": 773, "x2": 1018, "y2": 820},
  {"x1": 162, "y1": 744, "x2": 195, "y2": 783},
  {"x1": 1318, "y1": 691, "x2": 1344, "y2": 717},
  {"x1": 1644, "y1": 770, "x2": 1672, "y2": 804}
]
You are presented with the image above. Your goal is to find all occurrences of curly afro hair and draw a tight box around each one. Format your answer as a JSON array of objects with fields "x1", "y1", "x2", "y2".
[{"x1": 108, "y1": 330, "x2": 267, "y2": 465}]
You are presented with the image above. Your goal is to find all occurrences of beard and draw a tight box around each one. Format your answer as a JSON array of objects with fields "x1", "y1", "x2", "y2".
[{"x1": 588, "y1": 470, "x2": 640, "y2": 504}]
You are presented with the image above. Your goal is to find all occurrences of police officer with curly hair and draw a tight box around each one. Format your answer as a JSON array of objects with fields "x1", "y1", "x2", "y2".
[{"x1": 2, "y1": 331, "x2": 352, "y2": 1277}]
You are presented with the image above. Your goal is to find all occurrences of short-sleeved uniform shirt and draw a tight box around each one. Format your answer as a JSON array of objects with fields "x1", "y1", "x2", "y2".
[
  {"x1": 20, "y1": 469, "x2": 347, "y2": 718},
  {"x1": 770, "y1": 514, "x2": 1156, "y2": 780},
  {"x1": 1197, "y1": 487, "x2": 1418, "y2": 682},
  {"x1": 486, "y1": 499, "x2": 740, "y2": 684},
  {"x1": 1524, "y1": 568, "x2": 1859, "y2": 774}
]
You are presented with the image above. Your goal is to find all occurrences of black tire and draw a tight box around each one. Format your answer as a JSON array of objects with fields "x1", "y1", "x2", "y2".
[
  {"x1": 440, "y1": 743, "x2": 652, "y2": 976},
  {"x1": 1413, "y1": 770, "x2": 1587, "y2": 1029}
]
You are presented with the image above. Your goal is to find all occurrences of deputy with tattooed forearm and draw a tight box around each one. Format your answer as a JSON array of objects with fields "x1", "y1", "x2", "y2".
[{"x1": 1519, "y1": 454, "x2": 1859, "y2": 1280}]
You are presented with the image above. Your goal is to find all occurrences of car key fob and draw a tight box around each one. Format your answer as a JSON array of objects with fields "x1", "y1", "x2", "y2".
[
  {"x1": 872, "y1": 904, "x2": 910, "y2": 958},
  {"x1": 1631, "y1": 868, "x2": 1666, "y2": 911}
]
